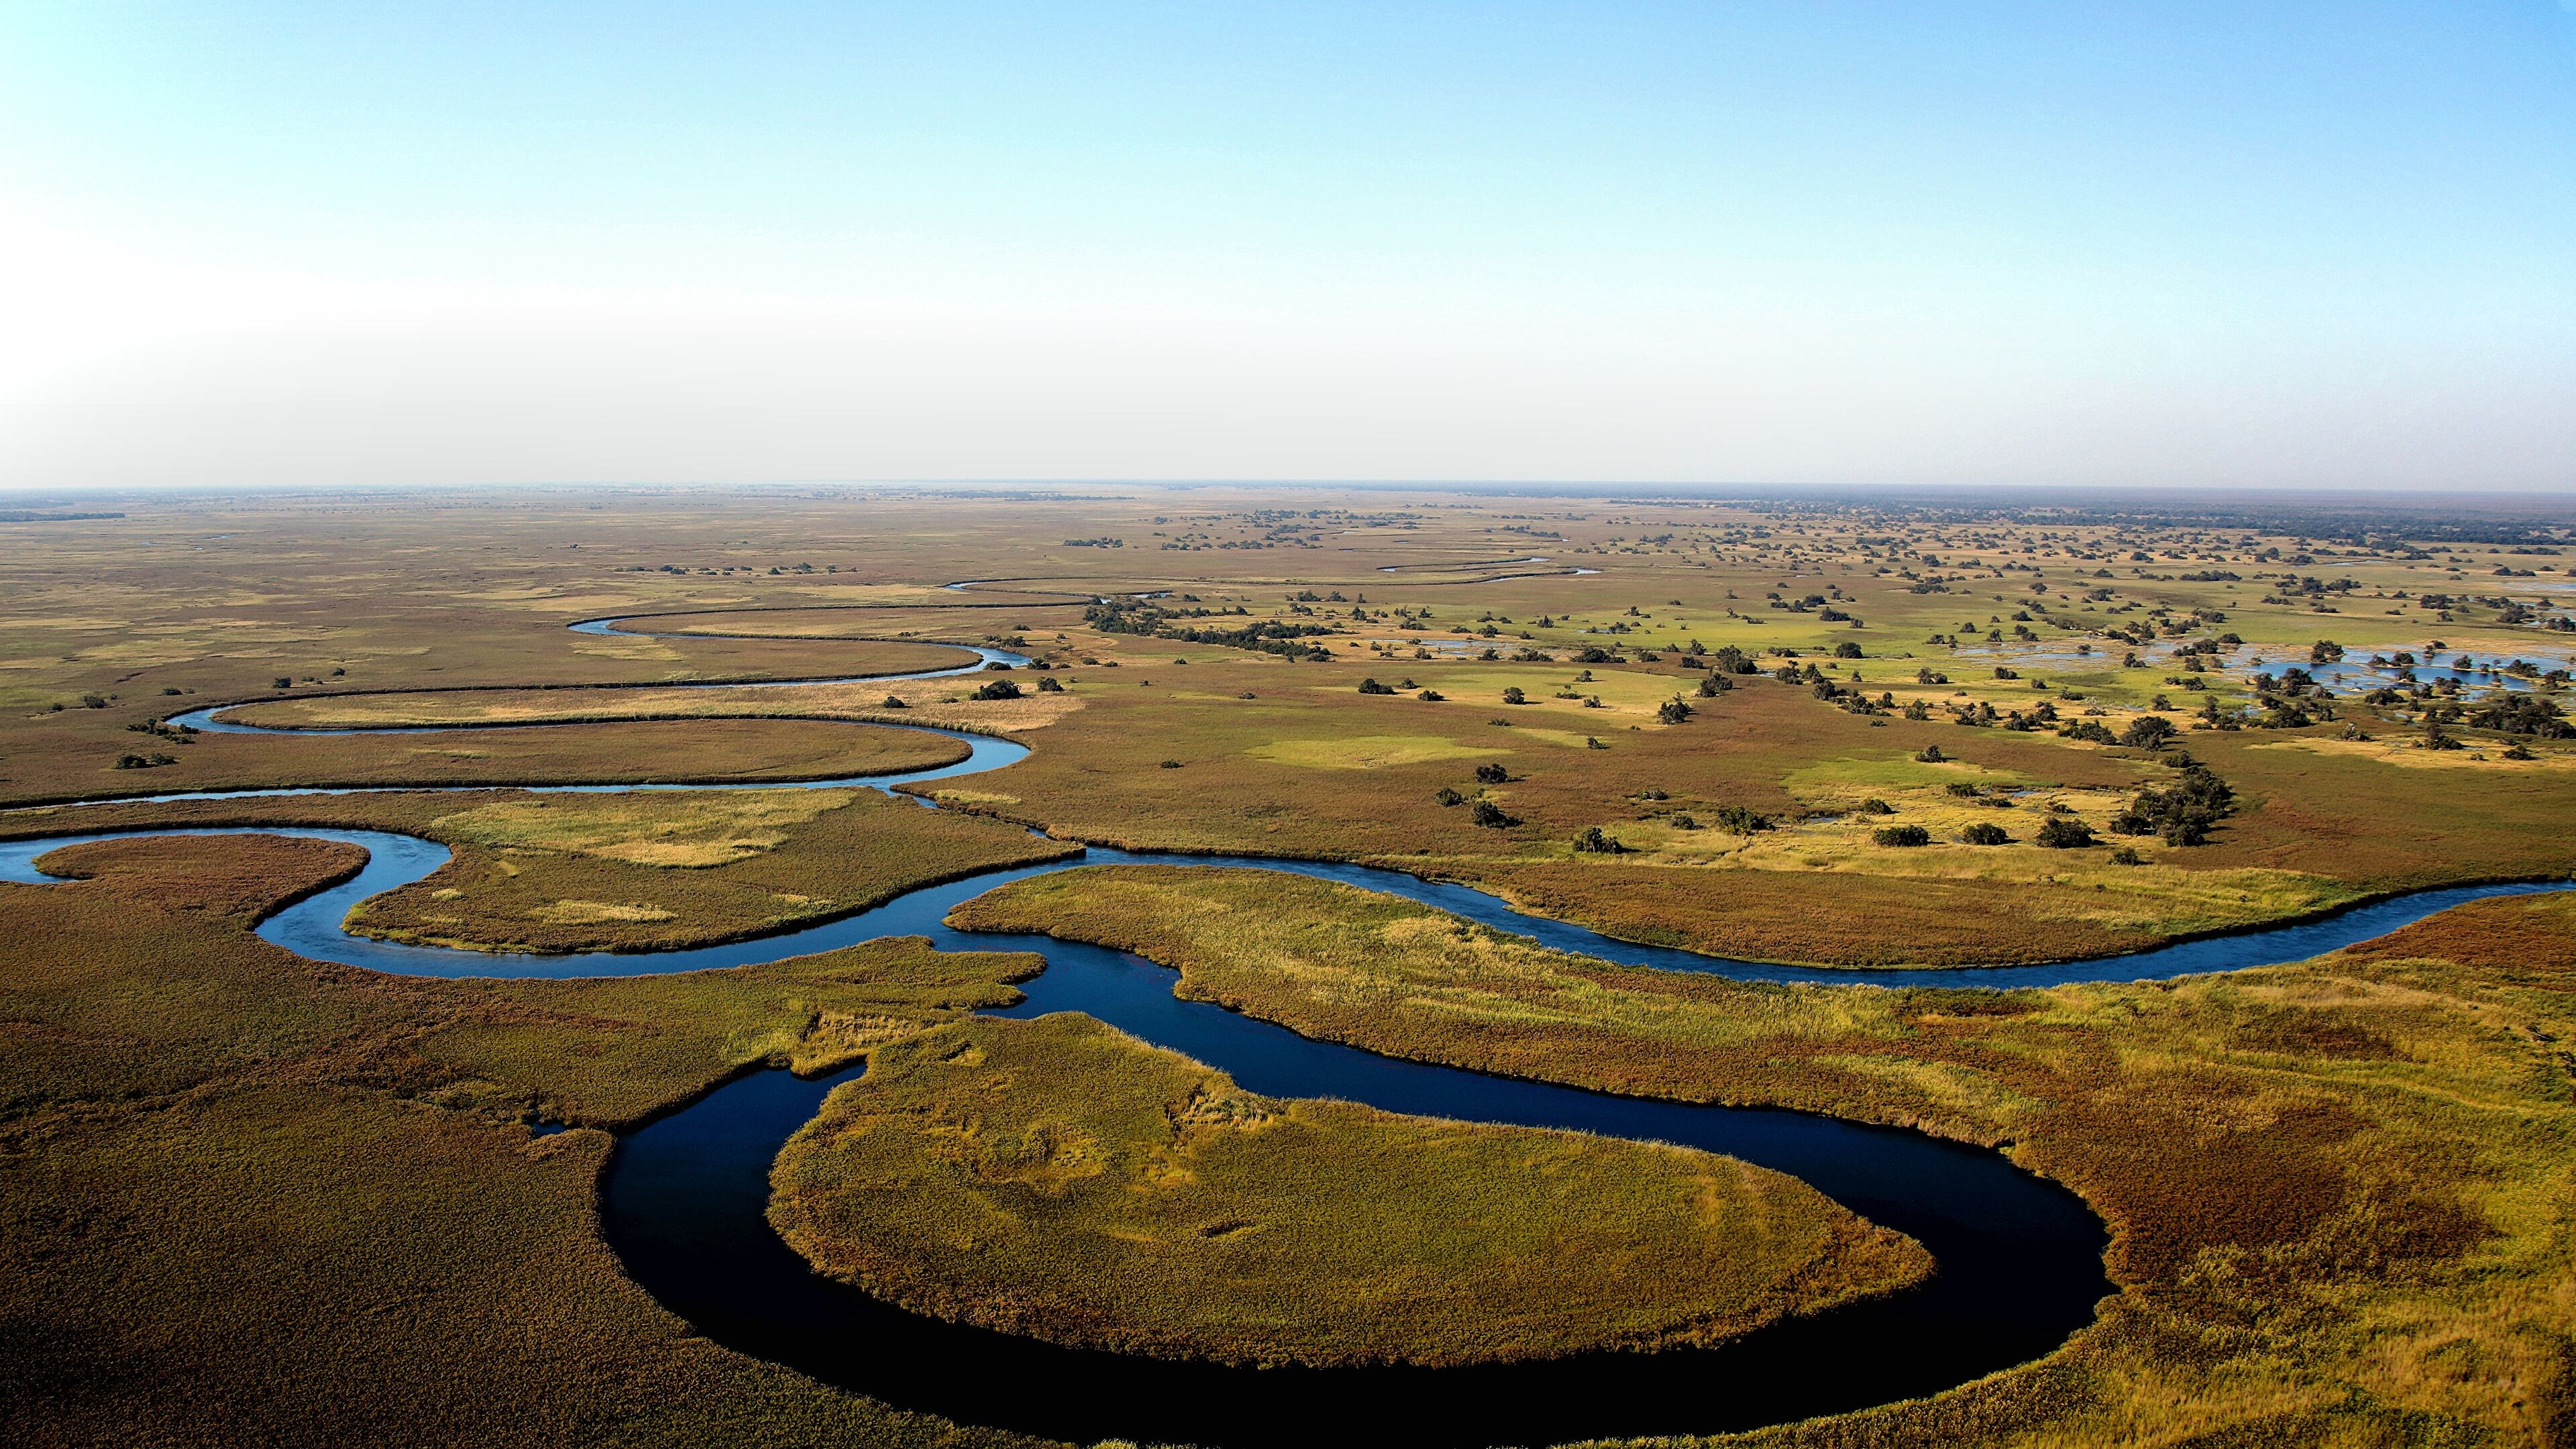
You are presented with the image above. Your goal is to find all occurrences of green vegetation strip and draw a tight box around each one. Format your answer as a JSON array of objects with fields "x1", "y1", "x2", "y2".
[{"x1": 769, "y1": 1013, "x2": 1927, "y2": 1368}]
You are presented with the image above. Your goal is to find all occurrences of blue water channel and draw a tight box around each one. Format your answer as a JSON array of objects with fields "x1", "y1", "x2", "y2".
[{"x1": 6, "y1": 611, "x2": 2567, "y2": 1447}]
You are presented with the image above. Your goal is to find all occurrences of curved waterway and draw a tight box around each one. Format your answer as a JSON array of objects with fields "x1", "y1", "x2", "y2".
[{"x1": 7, "y1": 610, "x2": 2571, "y2": 1446}]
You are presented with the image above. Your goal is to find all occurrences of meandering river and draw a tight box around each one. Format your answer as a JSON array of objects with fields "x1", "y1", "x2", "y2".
[{"x1": 5, "y1": 612, "x2": 2566, "y2": 1447}]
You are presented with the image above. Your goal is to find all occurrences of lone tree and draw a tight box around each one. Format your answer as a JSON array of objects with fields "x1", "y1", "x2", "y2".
[
  {"x1": 1656, "y1": 698, "x2": 1695, "y2": 724},
  {"x1": 2035, "y1": 816, "x2": 2097, "y2": 849},
  {"x1": 2119, "y1": 714, "x2": 2178, "y2": 749},
  {"x1": 1501, "y1": 686, "x2": 1527, "y2": 704}
]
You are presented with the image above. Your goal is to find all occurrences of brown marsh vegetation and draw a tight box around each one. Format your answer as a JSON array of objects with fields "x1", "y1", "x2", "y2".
[{"x1": 0, "y1": 833, "x2": 1051, "y2": 1447}]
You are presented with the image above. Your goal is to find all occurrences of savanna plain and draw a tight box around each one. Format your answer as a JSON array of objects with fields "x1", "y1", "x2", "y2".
[{"x1": 5, "y1": 486, "x2": 2576, "y2": 1448}]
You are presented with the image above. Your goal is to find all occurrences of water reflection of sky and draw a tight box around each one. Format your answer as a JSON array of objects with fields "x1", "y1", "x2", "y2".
[{"x1": 2249, "y1": 651, "x2": 2575, "y2": 694}]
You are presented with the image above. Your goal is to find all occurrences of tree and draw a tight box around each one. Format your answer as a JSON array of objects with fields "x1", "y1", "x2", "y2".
[
  {"x1": 1501, "y1": 686, "x2": 1527, "y2": 704},
  {"x1": 1474, "y1": 762, "x2": 1509, "y2": 784},
  {"x1": 1434, "y1": 787, "x2": 1464, "y2": 806},
  {"x1": 2119, "y1": 715, "x2": 2178, "y2": 749},
  {"x1": 1873, "y1": 824, "x2": 1931, "y2": 847},
  {"x1": 1711, "y1": 804, "x2": 1774, "y2": 835},
  {"x1": 1035, "y1": 675, "x2": 1065, "y2": 693},
  {"x1": 1695, "y1": 674, "x2": 1729, "y2": 698},
  {"x1": 2035, "y1": 817, "x2": 2096, "y2": 849},
  {"x1": 1915, "y1": 744, "x2": 1946, "y2": 763},
  {"x1": 973, "y1": 678, "x2": 1023, "y2": 701},
  {"x1": 1961, "y1": 822, "x2": 2010, "y2": 845},
  {"x1": 1571, "y1": 826, "x2": 1626, "y2": 853},
  {"x1": 1357, "y1": 678, "x2": 1397, "y2": 695},
  {"x1": 1832, "y1": 641, "x2": 1863, "y2": 658},
  {"x1": 1656, "y1": 698, "x2": 1694, "y2": 724},
  {"x1": 1470, "y1": 799, "x2": 1514, "y2": 828}
]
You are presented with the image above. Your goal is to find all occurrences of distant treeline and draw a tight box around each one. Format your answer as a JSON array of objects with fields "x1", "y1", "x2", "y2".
[{"x1": 0, "y1": 511, "x2": 124, "y2": 523}]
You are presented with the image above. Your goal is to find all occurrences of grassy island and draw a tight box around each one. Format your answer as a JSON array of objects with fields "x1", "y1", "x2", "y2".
[{"x1": 767, "y1": 1012, "x2": 1929, "y2": 1368}]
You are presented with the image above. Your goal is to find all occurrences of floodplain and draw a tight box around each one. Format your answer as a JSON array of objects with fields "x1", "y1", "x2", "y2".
[{"x1": 5, "y1": 486, "x2": 2576, "y2": 1448}]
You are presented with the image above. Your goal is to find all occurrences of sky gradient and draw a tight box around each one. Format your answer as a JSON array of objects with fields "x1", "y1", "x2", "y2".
[{"x1": 3, "y1": 2, "x2": 2572, "y2": 491}]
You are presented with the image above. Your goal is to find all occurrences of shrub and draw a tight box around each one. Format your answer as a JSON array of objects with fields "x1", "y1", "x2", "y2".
[
  {"x1": 1711, "y1": 804, "x2": 1774, "y2": 835},
  {"x1": 1961, "y1": 822, "x2": 2010, "y2": 846},
  {"x1": 1915, "y1": 745, "x2": 1946, "y2": 763},
  {"x1": 1858, "y1": 798, "x2": 1894, "y2": 815},
  {"x1": 1434, "y1": 787, "x2": 1464, "y2": 806},
  {"x1": 1358, "y1": 678, "x2": 1397, "y2": 696},
  {"x1": 1695, "y1": 674, "x2": 1730, "y2": 698},
  {"x1": 880, "y1": 695, "x2": 908, "y2": 708},
  {"x1": 2061, "y1": 720, "x2": 2116, "y2": 745},
  {"x1": 1570, "y1": 826, "x2": 1627, "y2": 853},
  {"x1": 1943, "y1": 782, "x2": 1981, "y2": 798},
  {"x1": 1036, "y1": 676, "x2": 1065, "y2": 693},
  {"x1": 1833, "y1": 641, "x2": 1863, "y2": 658},
  {"x1": 1873, "y1": 824, "x2": 1931, "y2": 847},
  {"x1": 1470, "y1": 799, "x2": 1514, "y2": 828},
  {"x1": 1501, "y1": 686, "x2": 1526, "y2": 704},
  {"x1": 2035, "y1": 817, "x2": 2096, "y2": 849},
  {"x1": 1656, "y1": 698, "x2": 1694, "y2": 724},
  {"x1": 1474, "y1": 763, "x2": 1509, "y2": 784},
  {"x1": 1417, "y1": 689, "x2": 1445, "y2": 702},
  {"x1": 2108, "y1": 845, "x2": 2145, "y2": 865},
  {"x1": 1669, "y1": 814, "x2": 1699, "y2": 830},
  {"x1": 1159, "y1": 759, "x2": 1183, "y2": 769},
  {"x1": 973, "y1": 679, "x2": 1024, "y2": 701}
]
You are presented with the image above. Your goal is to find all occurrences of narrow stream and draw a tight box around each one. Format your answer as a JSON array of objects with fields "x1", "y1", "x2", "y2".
[{"x1": 5, "y1": 610, "x2": 2563, "y2": 1447}]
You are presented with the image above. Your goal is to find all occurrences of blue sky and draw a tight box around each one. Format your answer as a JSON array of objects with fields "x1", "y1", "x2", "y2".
[{"x1": 3, "y1": 2, "x2": 2571, "y2": 490}]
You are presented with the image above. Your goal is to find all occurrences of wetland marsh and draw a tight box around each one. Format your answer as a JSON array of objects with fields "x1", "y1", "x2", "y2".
[{"x1": 7, "y1": 488, "x2": 2576, "y2": 1449}]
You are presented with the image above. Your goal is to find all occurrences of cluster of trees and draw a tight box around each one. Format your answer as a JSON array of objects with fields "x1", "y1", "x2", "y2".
[
  {"x1": 2110, "y1": 763, "x2": 2236, "y2": 845},
  {"x1": 1085, "y1": 600, "x2": 1336, "y2": 661},
  {"x1": 2467, "y1": 693, "x2": 2574, "y2": 739}
]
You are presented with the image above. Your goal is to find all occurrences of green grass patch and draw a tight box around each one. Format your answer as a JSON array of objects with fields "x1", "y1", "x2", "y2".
[
  {"x1": 769, "y1": 1012, "x2": 1927, "y2": 1368},
  {"x1": 1244, "y1": 733, "x2": 1505, "y2": 771}
]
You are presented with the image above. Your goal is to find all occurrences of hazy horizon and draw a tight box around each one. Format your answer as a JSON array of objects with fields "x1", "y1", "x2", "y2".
[{"x1": 5, "y1": 3, "x2": 2572, "y2": 492}]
